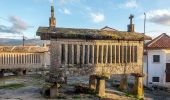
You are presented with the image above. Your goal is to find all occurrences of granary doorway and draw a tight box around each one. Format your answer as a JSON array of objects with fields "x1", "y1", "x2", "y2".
[{"x1": 166, "y1": 63, "x2": 170, "y2": 82}]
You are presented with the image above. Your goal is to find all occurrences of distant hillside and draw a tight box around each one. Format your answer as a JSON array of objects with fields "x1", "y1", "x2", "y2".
[{"x1": 0, "y1": 38, "x2": 49, "y2": 46}]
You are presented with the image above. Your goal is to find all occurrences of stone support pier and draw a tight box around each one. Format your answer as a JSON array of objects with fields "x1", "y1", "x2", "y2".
[
  {"x1": 131, "y1": 74, "x2": 144, "y2": 99},
  {"x1": 95, "y1": 77, "x2": 105, "y2": 97},
  {"x1": 0, "y1": 69, "x2": 4, "y2": 77},
  {"x1": 119, "y1": 75, "x2": 128, "y2": 91},
  {"x1": 16, "y1": 69, "x2": 26, "y2": 76},
  {"x1": 89, "y1": 75, "x2": 96, "y2": 90},
  {"x1": 50, "y1": 85, "x2": 59, "y2": 98}
]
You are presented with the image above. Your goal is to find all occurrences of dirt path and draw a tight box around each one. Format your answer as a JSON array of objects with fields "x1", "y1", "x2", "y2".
[{"x1": 0, "y1": 75, "x2": 170, "y2": 100}]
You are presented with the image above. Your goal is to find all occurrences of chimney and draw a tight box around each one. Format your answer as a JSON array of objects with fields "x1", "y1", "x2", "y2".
[
  {"x1": 49, "y1": 1, "x2": 56, "y2": 30},
  {"x1": 127, "y1": 14, "x2": 135, "y2": 32}
]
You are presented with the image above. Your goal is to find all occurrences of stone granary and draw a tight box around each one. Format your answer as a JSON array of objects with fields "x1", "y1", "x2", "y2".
[
  {"x1": 36, "y1": 3, "x2": 151, "y2": 99},
  {"x1": 0, "y1": 46, "x2": 49, "y2": 76}
]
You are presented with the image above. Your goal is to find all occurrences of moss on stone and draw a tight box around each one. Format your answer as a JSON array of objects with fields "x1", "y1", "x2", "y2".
[{"x1": 37, "y1": 27, "x2": 152, "y2": 40}]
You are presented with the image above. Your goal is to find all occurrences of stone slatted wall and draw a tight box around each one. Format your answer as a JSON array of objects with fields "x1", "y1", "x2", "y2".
[
  {"x1": 50, "y1": 39, "x2": 143, "y2": 77},
  {"x1": 0, "y1": 53, "x2": 44, "y2": 69}
]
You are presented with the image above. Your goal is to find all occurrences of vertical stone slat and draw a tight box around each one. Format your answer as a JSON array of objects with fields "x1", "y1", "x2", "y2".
[
  {"x1": 110, "y1": 45, "x2": 112, "y2": 64},
  {"x1": 72, "y1": 44, "x2": 74, "y2": 64},
  {"x1": 92, "y1": 45, "x2": 94, "y2": 64},
  {"x1": 65, "y1": 44, "x2": 68, "y2": 64}
]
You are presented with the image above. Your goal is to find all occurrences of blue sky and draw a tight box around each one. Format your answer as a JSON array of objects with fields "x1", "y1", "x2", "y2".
[{"x1": 0, "y1": 0, "x2": 170, "y2": 39}]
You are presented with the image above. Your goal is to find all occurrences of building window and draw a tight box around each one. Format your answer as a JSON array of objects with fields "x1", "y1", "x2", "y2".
[
  {"x1": 152, "y1": 77, "x2": 159, "y2": 82},
  {"x1": 61, "y1": 44, "x2": 65, "y2": 64},
  {"x1": 74, "y1": 45, "x2": 77, "y2": 64},
  {"x1": 153, "y1": 55, "x2": 160, "y2": 63}
]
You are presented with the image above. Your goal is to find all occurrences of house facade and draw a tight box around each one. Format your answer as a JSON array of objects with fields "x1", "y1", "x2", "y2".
[{"x1": 144, "y1": 33, "x2": 170, "y2": 87}]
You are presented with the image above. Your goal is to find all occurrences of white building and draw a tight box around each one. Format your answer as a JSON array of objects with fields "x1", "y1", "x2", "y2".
[{"x1": 144, "y1": 33, "x2": 170, "y2": 87}]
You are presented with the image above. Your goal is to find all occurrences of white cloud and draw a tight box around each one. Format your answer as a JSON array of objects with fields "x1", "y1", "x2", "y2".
[
  {"x1": 119, "y1": 0, "x2": 138, "y2": 9},
  {"x1": 0, "y1": 16, "x2": 29, "y2": 34},
  {"x1": 48, "y1": 0, "x2": 53, "y2": 4},
  {"x1": 90, "y1": 12, "x2": 105, "y2": 23},
  {"x1": 58, "y1": 0, "x2": 80, "y2": 5},
  {"x1": 63, "y1": 8, "x2": 71, "y2": 15},
  {"x1": 140, "y1": 9, "x2": 170, "y2": 26},
  {"x1": 59, "y1": 8, "x2": 71, "y2": 15}
]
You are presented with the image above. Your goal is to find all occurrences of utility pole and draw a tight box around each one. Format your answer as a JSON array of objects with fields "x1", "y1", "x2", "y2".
[
  {"x1": 144, "y1": 13, "x2": 146, "y2": 34},
  {"x1": 23, "y1": 35, "x2": 25, "y2": 46},
  {"x1": 144, "y1": 12, "x2": 149, "y2": 86}
]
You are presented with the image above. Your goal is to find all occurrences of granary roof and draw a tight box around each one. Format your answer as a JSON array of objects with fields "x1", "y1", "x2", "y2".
[
  {"x1": 36, "y1": 27, "x2": 151, "y2": 41},
  {"x1": 0, "y1": 46, "x2": 48, "y2": 53},
  {"x1": 146, "y1": 33, "x2": 170, "y2": 49}
]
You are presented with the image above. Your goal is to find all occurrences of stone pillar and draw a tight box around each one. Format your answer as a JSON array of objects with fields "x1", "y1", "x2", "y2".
[
  {"x1": 65, "y1": 44, "x2": 68, "y2": 64},
  {"x1": 23, "y1": 69, "x2": 27, "y2": 75},
  {"x1": 96, "y1": 45, "x2": 99, "y2": 64},
  {"x1": 110, "y1": 45, "x2": 112, "y2": 64},
  {"x1": 17, "y1": 69, "x2": 24, "y2": 76},
  {"x1": 96, "y1": 77, "x2": 105, "y2": 97},
  {"x1": 106, "y1": 45, "x2": 108, "y2": 63},
  {"x1": 72, "y1": 44, "x2": 74, "y2": 64},
  {"x1": 131, "y1": 75, "x2": 144, "y2": 99},
  {"x1": 119, "y1": 75, "x2": 128, "y2": 91},
  {"x1": 50, "y1": 85, "x2": 59, "y2": 98},
  {"x1": 89, "y1": 75, "x2": 96, "y2": 90},
  {"x1": 82, "y1": 45, "x2": 84, "y2": 64},
  {"x1": 92, "y1": 45, "x2": 94, "y2": 64},
  {"x1": 87, "y1": 45, "x2": 89, "y2": 64}
]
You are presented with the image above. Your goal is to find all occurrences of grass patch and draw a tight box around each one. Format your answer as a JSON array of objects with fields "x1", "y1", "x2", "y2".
[
  {"x1": 0, "y1": 83, "x2": 25, "y2": 90},
  {"x1": 57, "y1": 96, "x2": 67, "y2": 99},
  {"x1": 125, "y1": 92, "x2": 137, "y2": 98},
  {"x1": 72, "y1": 95, "x2": 81, "y2": 99},
  {"x1": 30, "y1": 74, "x2": 42, "y2": 79}
]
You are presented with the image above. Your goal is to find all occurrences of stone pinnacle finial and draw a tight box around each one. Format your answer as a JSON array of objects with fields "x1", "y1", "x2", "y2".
[
  {"x1": 127, "y1": 14, "x2": 135, "y2": 32},
  {"x1": 49, "y1": 0, "x2": 56, "y2": 29},
  {"x1": 129, "y1": 14, "x2": 134, "y2": 25}
]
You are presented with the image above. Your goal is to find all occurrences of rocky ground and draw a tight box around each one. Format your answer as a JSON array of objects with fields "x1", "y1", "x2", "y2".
[{"x1": 0, "y1": 74, "x2": 170, "y2": 100}]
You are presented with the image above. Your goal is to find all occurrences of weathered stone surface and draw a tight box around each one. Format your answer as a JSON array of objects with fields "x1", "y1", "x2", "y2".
[
  {"x1": 96, "y1": 78, "x2": 105, "y2": 97},
  {"x1": 131, "y1": 76, "x2": 144, "y2": 99},
  {"x1": 50, "y1": 86, "x2": 59, "y2": 98},
  {"x1": 89, "y1": 75, "x2": 96, "y2": 90}
]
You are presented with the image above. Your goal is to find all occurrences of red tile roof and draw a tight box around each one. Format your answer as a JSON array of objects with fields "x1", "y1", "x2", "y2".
[{"x1": 146, "y1": 33, "x2": 170, "y2": 49}]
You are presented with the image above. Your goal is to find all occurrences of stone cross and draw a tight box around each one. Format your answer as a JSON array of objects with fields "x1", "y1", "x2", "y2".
[{"x1": 129, "y1": 14, "x2": 134, "y2": 25}]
